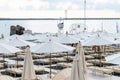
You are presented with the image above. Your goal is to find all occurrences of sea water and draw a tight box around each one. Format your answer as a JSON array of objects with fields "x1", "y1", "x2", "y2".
[{"x1": 0, "y1": 20, "x2": 119, "y2": 37}]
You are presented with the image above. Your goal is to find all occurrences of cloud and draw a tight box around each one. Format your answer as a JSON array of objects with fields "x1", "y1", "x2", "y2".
[
  {"x1": 0, "y1": 10, "x2": 120, "y2": 18},
  {"x1": 55, "y1": 2, "x2": 79, "y2": 10},
  {"x1": 0, "y1": 0, "x2": 50, "y2": 11},
  {"x1": 26, "y1": 0, "x2": 50, "y2": 10},
  {"x1": 0, "y1": 0, "x2": 80, "y2": 10},
  {"x1": 93, "y1": 0, "x2": 120, "y2": 4},
  {"x1": 0, "y1": 0, "x2": 120, "y2": 17},
  {"x1": 94, "y1": 0, "x2": 110, "y2": 4},
  {"x1": 0, "y1": 0, "x2": 120, "y2": 12},
  {"x1": 86, "y1": 0, "x2": 120, "y2": 12}
]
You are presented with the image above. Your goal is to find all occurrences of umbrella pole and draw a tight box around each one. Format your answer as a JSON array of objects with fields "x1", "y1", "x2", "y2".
[
  {"x1": 3, "y1": 54, "x2": 5, "y2": 68},
  {"x1": 94, "y1": 46, "x2": 97, "y2": 75},
  {"x1": 98, "y1": 46, "x2": 101, "y2": 67},
  {"x1": 50, "y1": 53, "x2": 52, "y2": 79},
  {"x1": 15, "y1": 53, "x2": 18, "y2": 68},
  {"x1": 104, "y1": 45, "x2": 106, "y2": 54},
  {"x1": 67, "y1": 52, "x2": 68, "y2": 63}
]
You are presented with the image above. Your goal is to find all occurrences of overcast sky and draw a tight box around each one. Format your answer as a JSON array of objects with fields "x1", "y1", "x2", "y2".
[
  {"x1": 0, "y1": 0, "x2": 120, "y2": 18},
  {"x1": 0, "y1": 0, "x2": 120, "y2": 36}
]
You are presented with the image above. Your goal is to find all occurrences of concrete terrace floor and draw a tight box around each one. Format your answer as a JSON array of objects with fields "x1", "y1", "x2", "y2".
[{"x1": 34, "y1": 69, "x2": 120, "y2": 80}]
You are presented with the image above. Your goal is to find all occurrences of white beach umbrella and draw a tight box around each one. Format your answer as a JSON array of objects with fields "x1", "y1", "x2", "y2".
[
  {"x1": 22, "y1": 46, "x2": 37, "y2": 80},
  {"x1": 94, "y1": 32, "x2": 119, "y2": 43},
  {"x1": 113, "y1": 38, "x2": 120, "y2": 44},
  {"x1": 0, "y1": 75, "x2": 15, "y2": 80},
  {"x1": 53, "y1": 68, "x2": 71, "y2": 80},
  {"x1": 31, "y1": 39, "x2": 75, "y2": 78},
  {"x1": 36, "y1": 35, "x2": 59, "y2": 43},
  {"x1": 33, "y1": 33, "x2": 52, "y2": 40},
  {"x1": 94, "y1": 31, "x2": 114, "y2": 37},
  {"x1": 31, "y1": 40, "x2": 75, "y2": 53},
  {"x1": 0, "y1": 38, "x2": 9, "y2": 44},
  {"x1": 20, "y1": 33, "x2": 36, "y2": 41},
  {"x1": 82, "y1": 34, "x2": 116, "y2": 67},
  {"x1": 58, "y1": 35, "x2": 79, "y2": 44},
  {"x1": 71, "y1": 42, "x2": 88, "y2": 80},
  {"x1": 33, "y1": 36, "x2": 47, "y2": 43},
  {"x1": 70, "y1": 33, "x2": 91, "y2": 41},
  {"x1": 6, "y1": 34, "x2": 21, "y2": 40},
  {"x1": 57, "y1": 33, "x2": 66, "y2": 37},
  {"x1": 7, "y1": 38, "x2": 36, "y2": 47},
  {"x1": 115, "y1": 33, "x2": 120, "y2": 39},
  {"x1": 70, "y1": 34, "x2": 86, "y2": 42},
  {"x1": 0, "y1": 43, "x2": 22, "y2": 54},
  {"x1": 82, "y1": 34, "x2": 114, "y2": 46},
  {"x1": 105, "y1": 53, "x2": 120, "y2": 65},
  {"x1": 0, "y1": 43, "x2": 22, "y2": 68}
]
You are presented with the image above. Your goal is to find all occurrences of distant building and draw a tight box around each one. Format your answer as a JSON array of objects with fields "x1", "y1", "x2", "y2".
[{"x1": 10, "y1": 25, "x2": 25, "y2": 35}]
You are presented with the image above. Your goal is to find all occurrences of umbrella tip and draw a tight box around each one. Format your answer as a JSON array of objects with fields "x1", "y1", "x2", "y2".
[
  {"x1": 97, "y1": 34, "x2": 100, "y2": 37},
  {"x1": 26, "y1": 45, "x2": 30, "y2": 48},
  {"x1": 49, "y1": 39, "x2": 51, "y2": 42},
  {"x1": 16, "y1": 37, "x2": 17, "y2": 39},
  {"x1": 66, "y1": 31, "x2": 68, "y2": 36}
]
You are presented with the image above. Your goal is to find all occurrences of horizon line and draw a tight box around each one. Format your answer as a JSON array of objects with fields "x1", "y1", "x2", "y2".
[{"x1": 0, "y1": 18, "x2": 120, "y2": 20}]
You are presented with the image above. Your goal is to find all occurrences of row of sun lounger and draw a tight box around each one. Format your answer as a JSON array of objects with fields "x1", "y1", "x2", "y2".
[
  {"x1": 3, "y1": 66, "x2": 45, "y2": 77},
  {"x1": 88, "y1": 65, "x2": 120, "y2": 76},
  {"x1": 8, "y1": 53, "x2": 74, "y2": 60},
  {"x1": 33, "y1": 56, "x2": 74, "y2": 65},
  {"x1": 105, "y1": 66, "x2": 120, "y2": 75},
  {"x1": 88, "y1": 66, "x2": 114, "y2": 76},
  {"x1": 0, "y1": 45, "x2": 120, "y2": 79},
  {"x1": 87, "y1": 59, "x2": 115, "y2": 66}
]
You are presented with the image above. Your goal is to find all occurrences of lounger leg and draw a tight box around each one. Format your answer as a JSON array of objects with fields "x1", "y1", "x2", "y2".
[
  {"x1": 15, "y1": 53, "x2": 18, "y2": 68},
  {"x1": 50, "y1": 53, "x2": 52, "y2": 79}
]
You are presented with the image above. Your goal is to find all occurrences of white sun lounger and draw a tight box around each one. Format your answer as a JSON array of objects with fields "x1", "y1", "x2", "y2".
[
  {"x1": 51, "y1": 57, "x2": 66, "y2": 62},
  {"x1": 88, "y1": 66, "x2": 114, "y2": 76}
]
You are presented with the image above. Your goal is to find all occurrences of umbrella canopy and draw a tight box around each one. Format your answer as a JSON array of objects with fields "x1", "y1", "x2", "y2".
[
  {"x1": 31, "y1": 40, "x2": 75, "y2": 53},
  {"x1": 20, "y1": 33, "x2": 36, "y2": 41},
  {"x1": 31, "y1": 39, "x2": 75, "y2": 79},
  {"x1": 59, "y1": 35, "x2": 79, "y2": 44},
  {"x1": 82, "y1": 34, "x2": 114, "y2": 46},
  {"x1": 36, "y1": 35, "x2": 59, "y2": 43},
  {"x1": 0, "y1": 38, "x2": 9, "y2": 44},
  {"x1": 71, "y1": 42, "x2": 88, "y2": 80},
  {"x1": 53, "y1": 68, "x2": 71, "y2": 80},
  {"x1": 7, "y1": 38, "x2": 36, "y2": 47},
  {"x1": 96, "y1": 31, "x2": 118, "y2": 39},
  {"x1": 70, "y1": 33, "x2": 91, "y2": 41},
  {"x1": 0, "y1": 43, "x2": 22, "y2": 54},
  {"x1": 115, "y1": 33, "x2": 120, "y2": 39},
  {"x1": 70, "y1": 35, "x2": 86, "y2": 43},
  {"x1": 6, "y1": 34, "x2": 20, "y2": 40},
  {"x1": 105, "y1": 53, "x2": 120, "y2": 65},
  {"x1": 0, "y1": 75, "x2": 15, "y2": 80},
  {"x1": 113, "y1": 38, "x2": 120, "y2": 44},
  {"x1": 21, "y1": 46, "x2": 37, "y2": 80},
  {"x1": 0, "y1": 43, "x2": 22, "y2": 68},
  {"x1": 58, "y1": 35, "x2": 79, "y2": 44}
]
